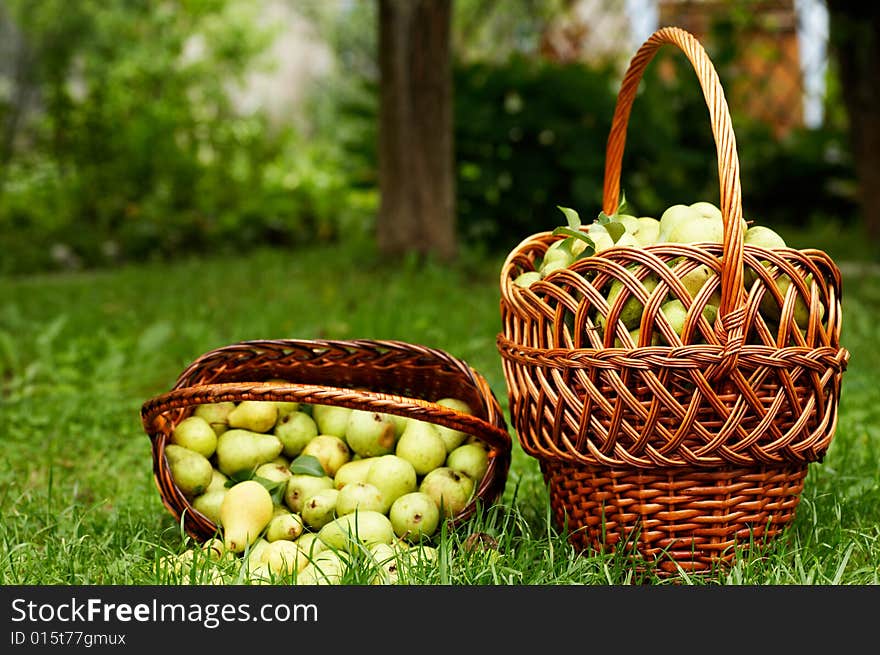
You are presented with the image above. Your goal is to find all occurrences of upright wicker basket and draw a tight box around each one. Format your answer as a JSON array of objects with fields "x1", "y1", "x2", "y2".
[
  {"x1": 497, "y1": 27, "x2": 850, "y2": 575},
  {"x1": 141, "y1": 338, "x2": 512, "y2": 544}
]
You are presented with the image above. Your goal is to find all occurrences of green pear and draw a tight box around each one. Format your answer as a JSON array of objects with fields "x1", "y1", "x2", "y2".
[
  {"x1": 192, "y1": 488, "x2": 227, "y2": 525},
  {"x1": 635, "y1": 216, "x2": 660, "y2": 246},
  {"x1": 658, "y1": 204, "x2": 695, "y2": 243},
  {"x1": 301, "y1": 434, "x2": 350, "y2": 477},
  {"x1": 369, "y1": 542, "x2": 403, "y2": 585},
  {"x1": 254, "y1": 461, "x2": 292, "y2": 485},
  {"x1": 220, "y1": 480, "x2": 275, "y2": 554},
  {"x1": 171, "y1": 416, "x2": 218, "y2": 458},
  {"x1": 586, "y1": 222, "x2": 615, "y2": 252},
  {"x1": 660, "y1": 299, "x2": 688, "y2": 336},
  {"x1": 759, "y1": 273, "x2": 822, "y2": 329},
  {"x1": 345, "y1": 410, "x2": 398, "y2": 458},
  {"x1": 205, "y1": 468, "x2": 229, "y2": 493},
  {"x1": 284, "y1": 473, "x2": 334, "y2": 513},
  {"x1": 434, "y1": 397, "x2": 473, "y2": 453},
  {"x1": 200, "y1": 537, "x2": 233, "y2": 563},
  {"x1": 194, "y1": 401, "x2": 235, "y2": 436},
  {"x1": 366, "y1": 455, "x2": 418, "y2": 508},
  {"x1": 227, "y1": 400, "x2": 278, "y2": 433},
  {"x1": 244, "y1": 537, "x2": 271, "y2": 568},
  {"x1": 215, "y1": 429, "x2": 284, "y2": 476},
  {"x1": 165, "y1": 444, "x2": 214, "y2": 498},
  {"x1": 677, "y1": 263, "x2": 715, "y2": 300},
  {"x1": 317, "y1": 510, "x2": 395, "y2": 552},
  {"x1": 334, "y1": 457, "x2": 376, "y2": 489},
  {"x1": 689, "y1": 201, "x2": 723, "y2": 221},
  {"x1": 657, "y1": 300, "x2": 718, "y2": 342},
  {"x1": 744, "y1": 224, "x2": 788, "y2": 291},
  {"x1": 389, "y1": 492, "x2": 441, "y2": 542},
  {"x1": 539, "y1": 239, "x2": 575, "y2": 277},
  {"x1": 419, "y1": 467, "x2": 474, "y2": 518},
  {"x1": 614, "y1": 213, "x2": 640, "y2": 235},
  {"x1": 294, "y1": 532, "x2": 326, "y2": 560},
  {"x1": 614, "y1": 231, "x2": 640, "y2": 248},
  {"x1": 388, "y1": 414, "x2": 410, "y2": 438},
  {"x1": 666, "y1": 212, "x2": 723, "y2": 244},
  {"x1": 265, "y1": 511, "x2": 305, "y2": 542},
  {"x1": 263, "y1": 539, "x2": 307, "y2": 576},
  {"x1": 395, "y1": 420, "x2": 448, "y2": 476},
  {"x1": 405, "y1": 543, "x2": 440, "y2": 568},
  {"x1": 614, "y1": 327, "x2": 641, "y2": 348},
  {"x1": 273, "y1": 411, "x2": 318, "y2": 457},
  {"x1": 745, "y1": 225, "x2": 787, "y2": 250},
  {"x1": 301, "y1": 488, "x2": 340, "y2": 530},
  {"x1": 336, "y1": 481, "x2": 387, "y2": 516},
  {"x1": 602, "y1": 274, "x2": 661, "y2": 331},
  {"x1": 296, "y1": 550, "x2": 349, "y2": 585},
  {"x1": 446, "y1": 443, "x2": 490, "y2": 484},
  {"x1": 513, "y1": 271, "x2": 541, "y2": 288},
  {"x1": 311, "y1": 404, "x2": 352, "y2": 439}
]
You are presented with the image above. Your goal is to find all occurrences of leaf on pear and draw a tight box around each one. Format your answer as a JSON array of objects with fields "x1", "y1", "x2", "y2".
[
  {"x1": 597, "y1": 190, "x2": 628, "y2": 224},
  {"x1": 551, "y1": 226, "x2": 593, "y2": 245},
  {"x1": 605, "y1": 221, "x2": 626, "y2": 243},
  {"x1": 224, "y1": 468, "x2": 257, "y2": 487},
  {"x1": 288, "y1": 454, "x2": 326, "y2": 477},
  {"x1": 556, "y1": 206, "x2": 582, "y2": 230},
  {"x1": 254, "y1": 476, "x2": 288, "y2": 505},
  {"x1": 617, "y1": 190, "x2": 628, "y2": 215}
]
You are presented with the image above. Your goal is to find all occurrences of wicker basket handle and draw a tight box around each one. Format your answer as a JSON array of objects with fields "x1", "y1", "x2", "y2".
[
  {"x1": 602, "y1": 26, "x2": 746, "y2": 352},
  {"x1": 141, "y1": 381, "x2": 514, "y2": 457}
]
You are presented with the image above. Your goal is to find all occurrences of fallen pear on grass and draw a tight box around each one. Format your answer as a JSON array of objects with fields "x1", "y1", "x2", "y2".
[{"x1": 317, "y1": 510, "x2": 396, "y2": 552}]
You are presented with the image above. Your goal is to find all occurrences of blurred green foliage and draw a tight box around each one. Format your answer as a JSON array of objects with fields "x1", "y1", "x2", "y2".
[
  {"x1": 0, "y1": 0, "x2": 863, "y2": 275},
  {"x1": 0, "y1": 0, "x2": 375, "y2": 275},
  {"x1": 340, "y1": 49, "x2": 858, "y2": 255}
]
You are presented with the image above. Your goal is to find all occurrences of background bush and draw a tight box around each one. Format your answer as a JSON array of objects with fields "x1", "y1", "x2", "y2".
[{"x1": 0, "y1": 1, "x2": 862, "y2": 275}]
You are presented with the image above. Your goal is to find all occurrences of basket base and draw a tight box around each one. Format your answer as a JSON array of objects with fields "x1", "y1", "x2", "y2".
[{"x1": 541, "y1": 459, "x2": 808, "y2": 576}]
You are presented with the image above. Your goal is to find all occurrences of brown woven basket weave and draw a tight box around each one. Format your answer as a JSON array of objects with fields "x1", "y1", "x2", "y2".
[
  {"x1": 497, "y1": 26, "x2": 850, "y2": 575},
  {"x1": 141, "y1": 338, "x2": 512, "y2": 544}
]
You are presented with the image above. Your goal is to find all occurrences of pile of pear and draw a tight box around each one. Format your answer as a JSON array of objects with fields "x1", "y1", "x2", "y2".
[
  {"x1": 514, "y1": 201, "x2": 821, "y2": 347},
  {"x1": 158, "y1": 392, "x2": 491, "y2": 585}
]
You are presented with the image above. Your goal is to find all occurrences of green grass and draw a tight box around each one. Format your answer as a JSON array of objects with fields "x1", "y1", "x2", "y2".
[{"x1": 1, "y1": 236, "x2": 878, "y2": 585}]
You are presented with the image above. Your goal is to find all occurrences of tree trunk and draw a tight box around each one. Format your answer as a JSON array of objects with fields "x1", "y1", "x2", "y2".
[
  {"x1": 827, "y1": 1, "x2": 880, "y2": 248},
  {"x1": 377, "y1": 0, "x2": 456, "y2": 261}
]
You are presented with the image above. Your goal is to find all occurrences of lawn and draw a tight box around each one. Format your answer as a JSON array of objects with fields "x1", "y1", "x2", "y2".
[{"x1": 1, "y1": 235, "x2": 878, "y2": 585}]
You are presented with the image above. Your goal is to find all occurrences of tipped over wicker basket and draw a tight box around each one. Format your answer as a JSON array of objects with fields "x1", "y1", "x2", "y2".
[
  {"x1": 497, "y1": 26, "x2": 850, "y2": 575},
  {"x1": 141, "y1": 338, "x2": 512, "y2": 544}
]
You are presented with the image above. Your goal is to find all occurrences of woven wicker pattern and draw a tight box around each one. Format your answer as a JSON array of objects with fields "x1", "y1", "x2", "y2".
[
  {"x1": 141, "y1": 339, "x2": 512, "y2": 543},
  {"x1": 497, "y1": 26, "x2": 850, "y2": 573}
]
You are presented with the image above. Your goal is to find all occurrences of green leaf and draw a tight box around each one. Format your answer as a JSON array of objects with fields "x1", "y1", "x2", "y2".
[
  {"x1": 617, "y1": 190, "x2": 628, "y2": 215},
  {"x1": 289, "y1": 454, "x2": 326, "y2": 477},
  {"x1": 224, "y1": 468, "x2": 257, "y2": 487},
  {"x1": 254, "y1": 476, "x2": 288, "y2": 505},
  {"x1": 605, "y1": 221, "x2": 626, "y2": 242},
  {"x1": 597, "y1": 211, "x2": 612, "y2": 225},
  {"x1": 556, "y1": 206, "x2": 582, "y2": 230},
  {"x1": 552, "y1": 226, "x2": 593, "y2": 245}
]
